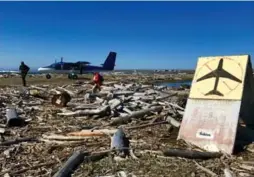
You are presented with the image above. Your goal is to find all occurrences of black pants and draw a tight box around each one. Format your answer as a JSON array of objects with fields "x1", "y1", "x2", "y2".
[{"x1": 21, "y1": 73, "x2": 27, "y2": 86}]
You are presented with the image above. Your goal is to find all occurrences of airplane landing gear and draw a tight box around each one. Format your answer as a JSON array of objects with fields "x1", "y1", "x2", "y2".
[
  {"x1": 68, "y1": 73, "x2": 78, "y2": 80},
  {"x1": 46, "y1": 74, "x2": 51, "y2": 79}
]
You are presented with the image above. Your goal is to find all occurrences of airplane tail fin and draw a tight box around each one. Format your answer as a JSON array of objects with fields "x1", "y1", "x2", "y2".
[
  {"x1": 103, "y1": 52, "x2": 117, "y2": 70},
  {"x1": 205, "y1": 89, "x2": 224, "y2": 96}
]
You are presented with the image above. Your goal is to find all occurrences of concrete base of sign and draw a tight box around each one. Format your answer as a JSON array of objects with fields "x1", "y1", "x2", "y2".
[{"x1": 178, "y1": 99, "x2": 241, "y2": 154}]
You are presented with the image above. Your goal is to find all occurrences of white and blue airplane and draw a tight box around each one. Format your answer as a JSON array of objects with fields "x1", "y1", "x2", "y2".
[{"x1": 38, "y1": 51, "x2": 117, "y2": 79}]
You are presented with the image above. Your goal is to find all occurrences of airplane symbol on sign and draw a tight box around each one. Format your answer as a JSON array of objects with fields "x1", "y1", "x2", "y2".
[{"x1": 196, "y1": 58, "x2": 242, "y2": 96}]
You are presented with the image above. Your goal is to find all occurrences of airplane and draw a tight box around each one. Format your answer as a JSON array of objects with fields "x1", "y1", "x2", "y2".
[
  {"x1": 196, "y1": 58, "x2": 242, "y2": 96},
  {"x1": 38, "y1": 51, "x2": 117, "y2": 79}
]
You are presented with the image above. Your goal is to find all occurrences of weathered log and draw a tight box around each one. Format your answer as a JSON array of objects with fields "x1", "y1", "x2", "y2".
[
  {"x1": 108, "y1": 99, "x2": 122, "y2": 110},
  {"x1": 57, "y1": 105, "x2": 111, "y2": 117},
  {"x1": 166, "y1": 116, "x2": 181, "y2": 128},
  {"x1": 156, "y1": 93, "x2": 177, "y2": 101},
  {"x1": 194, "y1": 161, "x2": 217, "y2": 176},
  {"x1": 113, "y1": 91, "x2": 135, "y2": 96},
  {"x1": 53, "y1": 150, "x2": 89, "y2": 177},
  {"x1": 71, "y1": 104, "x2": 101, "y2": 111},
  {"x1": 224, "y1": 168, "x2": 236, "y2": 177},
  {"x1": 42, "y1": 134, "x2": 91, "y2": 141},
  {"x1": 168, "y1": 103, "x2": 185, "y2": 111},
  {"x1": 29, "y1": 89, "x2": 48, "y2": 99},
  {"x1": 110, "y1": 106, "x2": 163, "y2": 126},
  {"x1": 56, "y1": 87, "x2": 76, "y2": 97},
  {"x1": 67, "y1": 129, "x2": 117, "y2": 136},
  {"x1": 162, "y1": 148, "x2": 222, "y2": 159},
  {"x1": 30, "y1": 85, "x2": 48, "y2": 92}
]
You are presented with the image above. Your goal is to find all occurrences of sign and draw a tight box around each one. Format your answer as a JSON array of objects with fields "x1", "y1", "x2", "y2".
[
  {"x1": 189, "y1": 55, "x2": 249, "y2": 100},
  {"x1": 178, "y1": 55, "x2": 254, "y2": 154}
]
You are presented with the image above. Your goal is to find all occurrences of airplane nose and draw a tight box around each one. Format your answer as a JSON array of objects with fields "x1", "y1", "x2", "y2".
[{"x1": 38, "y1": 67, "x2": 51, "y2": 72}]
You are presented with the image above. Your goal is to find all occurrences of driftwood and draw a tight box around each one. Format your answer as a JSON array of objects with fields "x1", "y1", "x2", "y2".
[
  {"x1": 53, "y1": 150, "x2": 89, "y2": 177},
  {"x1": 110, "y1": 106, "x2": 163, "y2": 126},
  {"x1": 113, "y1": 91, "x2": 135, "y2": 96},
  {"x1": 56, "y1": 87, "x2": 76, "y2": 97},
  {"x1": 67, "y1": 129, "x2": 117, "y2": 136},
  {"x1": 71, "y1": 104, "x2": 101, "y2": 111},
  {"x1": 57, "y1": 105, "x2": 111, "y2": 117},
  {"x1": 108, "y1": 99, "x2": 122, "y2": 110},
  {"x1": 166, "y1": 116, "x2": 181, "y2": 127},
  {"x1": 42, "y1": 134, "x2": 91, "y2": 141},
  {"x1": 162, "y1": 148, "x2": 222, "y2": 159},
  {"x1": 224, "y1": 168, "x2": 236, "y2": 177},
  {"x1": 194, "y1": 161, "x2": 217, "y2": 176}
]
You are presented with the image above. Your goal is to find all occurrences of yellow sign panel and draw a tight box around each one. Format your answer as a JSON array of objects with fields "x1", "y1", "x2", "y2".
[{"x1": 190, "y1": 55, "x2": 250, "y2": 100}]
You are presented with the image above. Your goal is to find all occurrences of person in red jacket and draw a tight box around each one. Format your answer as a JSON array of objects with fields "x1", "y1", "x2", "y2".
[{"x1": 92, "y1": 72, "x2": 104, "y2": 93}]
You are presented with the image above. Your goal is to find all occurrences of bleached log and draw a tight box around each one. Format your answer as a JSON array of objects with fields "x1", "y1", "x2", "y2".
[
  {"x1": 49, "y1": 89, "x2": 62, "y2": 95},
  {"x1": 57, "y1": 87, "x2": 76, "y2": 97},
  {"x1": 123, "y1": 107, "x2": 133, "y2": 114},
  {"x1": 108, "y1": 99, "x2": 122, "y2": 110},
  {"x1": 40, "y1": 139, "x2": 86, "y2": 145},
  {"x1": 110, "y1": 106, "x2": 163, "y2": 126},
  {"x1": 224, "y1": 168, "x2": 236, "y2": 177},
  {"x1": 95, "y1": 97, "x2": 105, "y2": 104},
  {"x1": 133, "y1": 92, "x2": 146, "y2": 97},
  {"x1": 71, "y1": 104, "x2": 101, "y2": 111},
  {"x1": 239, "y1": 164, "x2": 254, "y2": 171},
  {"x1": 67, "y1": 129, "x2": 118, "y2": 136},
  {"x1": 177, "y1": 110, "x2": 184, "y2": 115},
  {"x1": 113, "y1": 91, "x2": 135, "y2": 96},
  {"x1": 0, "y1": 128, "x2": 6, "y2": 134},
  {"x1": 57, "y1": 105, "x2": 111, "y2": 117},
  {"x1": 166, "y1": 116, "x2": 181, "y2": 128},
  {"x1": 168, "y1": 103, "x2": 185, "y2": 111},
  {"x1": 42, "y1": 134, "x2": 90, "y2": 141},
  {"x1": 113, "y1": 84, "x2": 127, "y2": 90},
  {"x1": 30, "y1": 86, "x2": 48, "y2": 92},
  {"x1": 156, "y1": 93, "x2": 177, "y2": 101}
]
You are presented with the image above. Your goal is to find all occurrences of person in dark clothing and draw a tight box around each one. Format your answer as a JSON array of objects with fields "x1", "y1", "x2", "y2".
[{"x1": 19, "y1": 61, "x2": 30, "y2": 86}]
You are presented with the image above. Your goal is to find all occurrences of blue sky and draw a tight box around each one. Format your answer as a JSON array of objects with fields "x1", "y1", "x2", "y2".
[{"x1": 0, "y1": 2, "x2": 254, "y2": 70}]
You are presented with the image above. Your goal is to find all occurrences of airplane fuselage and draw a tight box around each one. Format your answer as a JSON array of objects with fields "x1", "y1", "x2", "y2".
[
  {"x1": 38, "y1": 65, "x2": 113, "y2": 74},
  {"x1": 212, "y1": 59, "x2": 224, "y2": 91},
  {"x1": 38, "y1": 51, "x2": 117, "y2": 78}
]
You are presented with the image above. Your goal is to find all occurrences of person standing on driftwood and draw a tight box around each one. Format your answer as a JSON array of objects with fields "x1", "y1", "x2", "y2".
[
  {"x1": 92, "y1": 72, "x2": 104, "y2": 93},
  {"x1": 19, "y1": 61, "x2": 30, "y2": 87}
]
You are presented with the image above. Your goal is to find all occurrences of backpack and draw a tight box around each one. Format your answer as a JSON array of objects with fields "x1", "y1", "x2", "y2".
[{"x1": 99, "y1": 74, "x2": 104, "y2": 82}]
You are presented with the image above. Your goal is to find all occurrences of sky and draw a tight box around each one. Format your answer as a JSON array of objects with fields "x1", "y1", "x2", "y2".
[{"x1": 0, "y1": 1, "x2": 254, "y2": 70}]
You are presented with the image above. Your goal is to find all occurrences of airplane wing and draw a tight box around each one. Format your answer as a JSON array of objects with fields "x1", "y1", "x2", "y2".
[
  {"x1": 220, "y1": 68, "x2": 242, "y2": 83},
  {"x1": 196, "y1": 71, "x2": 216, "y2": 82}
]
